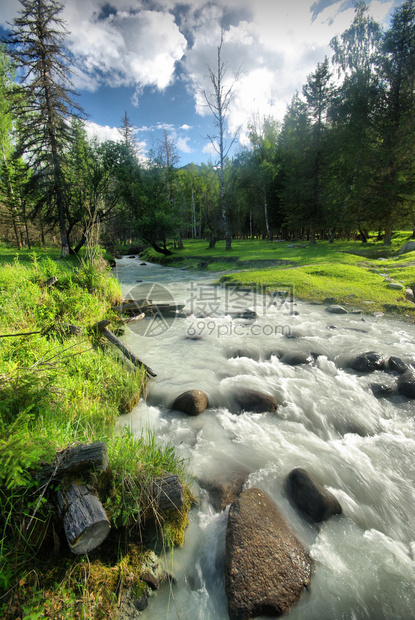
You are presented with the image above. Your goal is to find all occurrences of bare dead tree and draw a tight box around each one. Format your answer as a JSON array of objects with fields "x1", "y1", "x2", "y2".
[{"x1": 201, "y1": 30, "x2": 242, "y2": 250}]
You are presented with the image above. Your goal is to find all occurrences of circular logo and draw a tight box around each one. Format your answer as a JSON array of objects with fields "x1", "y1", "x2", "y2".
[{"x1": 124, "y1": 282, "x2": 178, "y2": 337}]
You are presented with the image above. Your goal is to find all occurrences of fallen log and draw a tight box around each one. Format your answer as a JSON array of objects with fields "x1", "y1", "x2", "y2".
[
  {"x1": 35, "y1": 441, "x2": 110, "y2": 483},
  {"x1": 44, "y1": 276, "x2": 58, "y2": 287},
  {"x1": 57, "y1": 482, "x2": 110, "y2": 554},
  {"x1": 112, "y1": 299, "x2": 151, "y2": 313},
  {"x1": 0, "y1": 330, "x2": 42, "y2": 338},
  {"x1": 152, "y1": 474, "x2": 184, "y2": 512},
  {"x1": 123, "y1": 312, "x2": 145, "y2": 323},
  {"x1": 112, "y1": 301, "x2": 185, "y2": 317},
  {"x1": 92, "y1": 321, "x2": 157, "y2": 377}
]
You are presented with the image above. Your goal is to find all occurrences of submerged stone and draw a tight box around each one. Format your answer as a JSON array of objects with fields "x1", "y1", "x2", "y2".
[
  {"x1": 397, "y1": 371, "x2": 415, "y2": 399},
  {"x1": 350, "y1": 351, "x2": 385, "y2": 372},
  {"x1": 325, "y1": 305, "x2": 348, "y2": 314},
  {"x1": 231, "y1": 388, "x2": 278, "y2": 414},
  {"x1": 172, "y1": 390, "x2": 209, "y2": 415},
  {"x1": 285, "y1": 468, "x2": 342, "y2": 523},
  {"x1": 279, "y1": 352, "x2": 313, "y2": 366}
]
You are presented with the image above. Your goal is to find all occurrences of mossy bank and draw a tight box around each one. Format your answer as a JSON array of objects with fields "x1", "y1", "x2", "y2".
[
  {"x1": 0, "y1": 245, "x2": 191, "y2": 619},
  {"x1": 141, "y1": 233, "x2": 415, "y2": 319}
]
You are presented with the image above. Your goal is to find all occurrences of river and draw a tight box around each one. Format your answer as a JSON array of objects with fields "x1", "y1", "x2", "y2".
[{"x1": 114, "y1": 257, "x2": 415, "y2": 620}]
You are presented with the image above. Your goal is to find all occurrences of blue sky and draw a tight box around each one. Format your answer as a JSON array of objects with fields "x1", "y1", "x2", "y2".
[{"x1": 0, "y1": 0, "x2": 405, "y2": 166}]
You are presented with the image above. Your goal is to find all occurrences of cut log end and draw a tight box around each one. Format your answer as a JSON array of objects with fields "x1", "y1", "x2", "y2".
[
  {"x1": 58, "y1": 483, "x2": 110, "y2": 554},
  {"x1": 152, "y1": 474, "x2": 184, "y2": 512},
  {"x1": 67, "y1": 517, "x2": 111, "y2": 555}
]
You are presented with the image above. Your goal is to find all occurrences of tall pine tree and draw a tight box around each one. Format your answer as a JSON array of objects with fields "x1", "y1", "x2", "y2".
[{"x1": 5, "y1": 0, "x2": 83, "y2": 255}]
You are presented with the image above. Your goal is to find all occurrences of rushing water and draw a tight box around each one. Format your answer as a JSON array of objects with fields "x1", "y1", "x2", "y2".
[{"x1": 114, "y1": 257, "x2": 415, "y2": 620}]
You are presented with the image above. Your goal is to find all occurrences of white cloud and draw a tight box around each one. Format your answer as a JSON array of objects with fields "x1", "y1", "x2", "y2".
[
  {"x1": 84, "y1": 120, "x2": 147, "y2": 153},
  {"x1": 84, "y1": 121, "x2": 122, "y2": 143},
  {"x1": 182, "y1": 0, "x2": 397, "y2": 145},
  {"x1": 177, "y1": 136, "x2": 192, "y2": 152},
  {"x1": 0, "y1": 0, "x2": 400, "y2": 161},
  {"x1": 62, "y1": 3, "x2": 187, "y2": 93},
  {"x1": 203, "y1": 140, "x2": 219, "y2": 156}
]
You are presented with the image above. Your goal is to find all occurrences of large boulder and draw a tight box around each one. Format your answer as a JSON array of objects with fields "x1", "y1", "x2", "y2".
[
  {"x1": 397, "y1": 371, "x2": 415, "y2": 399},
  {"x1": 225, "y1": 487, "x2": 313, "y2": 620},
  {"x1": 231, "y1": 388, "x2": 278, "y2": 414},
  {"x1": 349, "y1": 351, "x2": 385, "y2": 372},
  {"x1": 398, "y1": 241, "x2": 415, "y2": 255},
  {"x1": 285, "y1": 468, "x2": 342, "y2": 523},
  {"x1": 172, "y1": 390, "x2": 209, "y2": 415}
]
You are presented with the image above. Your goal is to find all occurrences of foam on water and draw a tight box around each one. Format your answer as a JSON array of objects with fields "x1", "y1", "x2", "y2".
[{"x1": 114, "y1": 258, "x2": 415, "y2": 620}]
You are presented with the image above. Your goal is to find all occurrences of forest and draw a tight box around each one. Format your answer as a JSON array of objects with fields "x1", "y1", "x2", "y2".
[{"x1": 1, "y1": 0, "x2": 415, "y2": 255}]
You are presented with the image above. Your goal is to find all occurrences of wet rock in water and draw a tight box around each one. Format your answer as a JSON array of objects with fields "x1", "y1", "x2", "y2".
[
  {"x1": 140, "y1": 262, "x2": 147, "y2": 266},
  {"x1": 371, "y1": 383, "x2": 395, "y2": 398},
  {"x1": 231, "y1": 388, "x2": 278, "y2": 413},
  {"x1": 279, "y1": 352, "x2": 313, "y2": 366},
  {"x1": 134, "y1": 596, "x2": 148, "y2": 611},
  {"x1": 141, "y1": 572, "x2": 159, "y2": 591},
  {"x1": 325, "y1": 305, "x2": 348, "y2": 314},
  {"x1": 285, "y1": 468, "x2": 342, "y2": 523},
  {"x1": 387, "y1": 356, "x2": 408, "y2": 374},
  {"x1": 350, "y1": 351, "x2": 385, "y2": 372},
  {"x1": 199, "y1": 469, "x2": 249, "y2": 512},
  {"x1": 172, "y1": 390, "x2": 209, "y2": 415},
  {"x1": 397, "y1": 371, "x2": 415, "y2": 399},
  {"x1": 231, "y1": 309, "x2": 258, "y2": 320},
  {"x1": 225, "y1": 487, "x2": 313, "y2": 620}
]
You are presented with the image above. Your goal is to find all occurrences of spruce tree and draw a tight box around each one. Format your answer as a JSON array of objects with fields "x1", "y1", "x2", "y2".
[{"x1": 4, "y1": 0, "x2": 83, "y2": 255}]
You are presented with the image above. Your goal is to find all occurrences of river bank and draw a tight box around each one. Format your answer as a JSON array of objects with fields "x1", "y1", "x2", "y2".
[
  {"x1": 0, "y1": 247, "x2": 191, "y2": 619},
  {"x1": 140, "y1": 236, "x2": 415, "y2": 319}
]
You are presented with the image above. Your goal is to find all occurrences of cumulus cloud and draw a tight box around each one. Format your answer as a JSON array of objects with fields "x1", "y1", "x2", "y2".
[
  {"x1": 177, "y1": 136, "x2": 192, "y2": 152},
  {"x1": 181, "y1": 0, "x2": 395, "y2": 143},
  {"x1": 0, "y1": 0, "x2": 398, "y2": 160},
  {"x1": 203, "y1": 140, "x2": 219, "y2": 156},
  {"x1": 64, "y1": 4, "x2": 187, "y2": 94},
  {"x1": 84, "y1": 120, "x2": 147, "y2": 153}
]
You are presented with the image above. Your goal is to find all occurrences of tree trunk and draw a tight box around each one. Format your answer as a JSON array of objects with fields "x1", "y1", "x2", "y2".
[
  {"x1": 263, "y1": 191, "x2": 272, "y2": 242},
  {"x1": 73, "y1": 232, "x2": 87, "y2": 255},
  {"x1": 357, "y1": 222, "x2": 367, "y2": 243},
  {"x1": 149, "y1": 240, "x2": 172, "y2": 256},
  {"x1": 383, "y1": 214, "x2": 393, "y2": 246},
  {"x1": 208, "y1": 234, "x2": 216, "y2": 249},
  {"x1": 309, "y1": 222, "x2": 316, "y2": 245}
]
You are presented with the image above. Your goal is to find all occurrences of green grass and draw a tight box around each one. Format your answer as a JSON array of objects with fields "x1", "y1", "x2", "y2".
[
  {"x1": 0, "y1": 246, "x2": 191, "y2": 619},
  {"x1": 142, "y1": 233, "x2": 415, "y2": 317}
]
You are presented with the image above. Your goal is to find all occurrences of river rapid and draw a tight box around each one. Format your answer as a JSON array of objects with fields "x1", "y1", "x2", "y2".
[{"x1": 114, "y1": 257, "x2": 415, "y2": 620}]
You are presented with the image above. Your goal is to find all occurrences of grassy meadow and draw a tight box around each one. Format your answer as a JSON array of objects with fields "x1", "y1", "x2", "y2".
[{"x1": 142, "y1": 232, "x2": 415, "y2": 317}]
